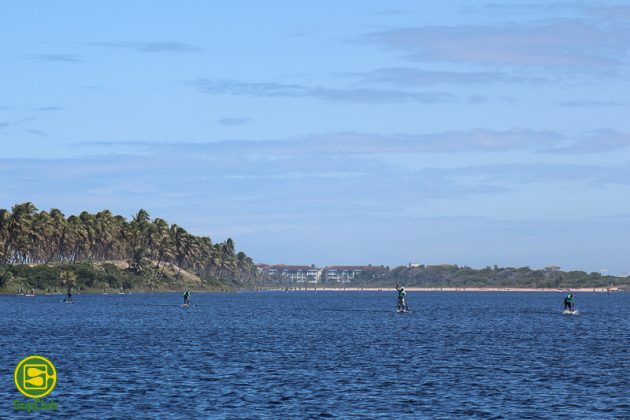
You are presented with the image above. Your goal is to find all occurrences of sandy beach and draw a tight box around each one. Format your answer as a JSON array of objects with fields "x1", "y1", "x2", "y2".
[{"x1": 268, "y1": 286, "x2": 625, "y2": 293}]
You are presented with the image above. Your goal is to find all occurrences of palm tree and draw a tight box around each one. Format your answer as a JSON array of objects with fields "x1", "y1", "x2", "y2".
[
  {"x1": 45, "y1": 208, "x2": 67, "y2": 263},
  {"x1": 0, "y1": 202, "x2": 255, "y2": 285},
  {"x1": 4, "y1": 202, "x2": 37, "y2": 264},
  {"x1": 59, "y1": 270, "x2": 77, "y2": 289},
  {"x1": 149, "y1": 218, "x2": 171, "y2": 270},
  {"x1": 0, "y1": 208, "x2": 11, "y2": 264}
]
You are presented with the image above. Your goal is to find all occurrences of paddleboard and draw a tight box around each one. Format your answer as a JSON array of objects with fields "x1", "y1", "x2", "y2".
[
  {"x1": 396, "y1": 309, "x2": 412, "y2": 314},
  {"x1": 64, "y1": 301, "x2": 75, "y2": 304},
  {"x1": 563, "y1": 309, "x2": 578, "y2": 315},
  {"x1": 181, "y1": 304, "x2": 190, "y2": 308}
]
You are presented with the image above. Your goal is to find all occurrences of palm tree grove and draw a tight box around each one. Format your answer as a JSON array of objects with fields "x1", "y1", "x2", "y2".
[{"x1": 0, "y1": 202, "x2": 256, "y2": 293}]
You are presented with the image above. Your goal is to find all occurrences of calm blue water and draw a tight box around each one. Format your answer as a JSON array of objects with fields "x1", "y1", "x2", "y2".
[{"x1": 1, "y1": 291, "x2": 628, "y2": 418}]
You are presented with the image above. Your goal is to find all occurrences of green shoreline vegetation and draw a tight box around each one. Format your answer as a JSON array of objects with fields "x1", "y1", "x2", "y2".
[
  {"x1": 0, "y1": 202, "x2": 255, "y2": 294},
  {"x1": 357, "y1": 265, "x2": 626, "y2": 290},
  {"x1": 1, "y1": 202, "x2": 626, "y2": 294},
  {"x1": 256, "y1": 265, "x2": 626, "y2": 290}
]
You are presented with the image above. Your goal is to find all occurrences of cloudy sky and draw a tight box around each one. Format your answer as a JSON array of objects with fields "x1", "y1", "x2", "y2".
[{"x1": 1, "y1": 1, "x2": 629, "y2": 273}]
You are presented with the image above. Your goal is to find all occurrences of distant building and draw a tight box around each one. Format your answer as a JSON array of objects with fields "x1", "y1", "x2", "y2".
[
  {"x1": 256, "y1": 264, "x2": 321, "y2": 283},
  {"x1": 408, "y1": 263, "x2": 421, "y2": 268},
  {"x1": 325, "y1": 266, "x2": 373, "y2": 283},
  {"x1": 276, "y1": 265, "x2": 309, "y2": 283},
  {"x1": 306, "y1": 267, "x2": 323, "y2": 283},
  {"x1": 544, "y1": 265, "x2": 561, "y2": 271},
  {"x1": 256, "y1": 264, "x2": 269, "y2": 276},
  {"x1": 256, "y1": 264, "x2": 380, "y2": 284}
]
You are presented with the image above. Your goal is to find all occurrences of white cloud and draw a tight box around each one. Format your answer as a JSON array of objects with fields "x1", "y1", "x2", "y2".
[
  {"x1": 88, "y1": 41, "x2": 204, "y2": 53},
  {"x1": 365, "y1": 20, "x2": 629, "y2": 69},
  {"x1": 76, "y1": 129, "x2": 630, "y2": 155},
  {"x1": 191, "y1": 79, "x2": 457, "y2": 104},
  {"x1": 28, "y1": 54, "x2": 82, "y2": 63}
]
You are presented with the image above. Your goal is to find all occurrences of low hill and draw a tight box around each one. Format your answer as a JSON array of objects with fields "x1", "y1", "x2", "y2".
[
  {"x1": 355, "y1": 265, "x2": 627, "y2": 289},
  {"x1": 0, "y1": 260, "x2": 241, "y2": 294},
  {"x1": 0, "y1": 202, "x2": 256, "y2": 292}
]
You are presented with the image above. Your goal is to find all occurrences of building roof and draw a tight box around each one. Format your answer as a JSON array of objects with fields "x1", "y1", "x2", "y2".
[
  {"x1": 258, "y1": 264, "x2": 378, "y2": 271},
  {"x1": 268, "y1": 264, "x2": 311, "y2": 270},
  {"x1": 326, "y1": 265, "x2": 373, "y2": 270}
]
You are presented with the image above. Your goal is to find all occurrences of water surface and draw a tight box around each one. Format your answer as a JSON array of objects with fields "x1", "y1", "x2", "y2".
[{"x1": 1, "y1": 291, "x2": 628, "y2": 418}]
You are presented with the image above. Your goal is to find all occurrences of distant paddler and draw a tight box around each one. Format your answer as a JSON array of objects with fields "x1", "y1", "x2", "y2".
[
  {"x1": 563, "y1": 292, "x2": 575, "y2": 312},
  {"x1": 396, "y1": 284, "x2": 409, "y2": 312},
  {"x1": 183, "y1": 289, "x2": 191, "y2": 306},
  {"x1": 65, "y1": 286, "x2": 73, "y2": 303}
]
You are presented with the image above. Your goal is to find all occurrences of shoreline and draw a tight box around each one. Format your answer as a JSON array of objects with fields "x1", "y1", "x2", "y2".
[
  {"x1": 0, "y1": 287, "x2": 231, "y2": 296},
  {"x1": 1, "y1": 286, "x2": 625, "y2": 295},
  {"x1": 261, "y1": 286, "x2": 625, "y2": 293}
]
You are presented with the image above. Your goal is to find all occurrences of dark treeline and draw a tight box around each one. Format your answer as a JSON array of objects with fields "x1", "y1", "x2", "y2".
[
  {"x1": 0, "y1": 202, "x2": 255, "y2": 282},
  {"x1": 356, "y1": 265, "x2": 623, "y2": 289}
]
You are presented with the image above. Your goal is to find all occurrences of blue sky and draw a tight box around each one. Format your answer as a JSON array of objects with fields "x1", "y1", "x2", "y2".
[{"x1": 1, "y1": 1, "x2": 629, "y2": 274}]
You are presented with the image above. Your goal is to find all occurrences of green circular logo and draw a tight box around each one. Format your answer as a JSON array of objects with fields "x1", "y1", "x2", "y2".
[{"x1": 14, "y1": 355, "x2": 57, "y2": 398}]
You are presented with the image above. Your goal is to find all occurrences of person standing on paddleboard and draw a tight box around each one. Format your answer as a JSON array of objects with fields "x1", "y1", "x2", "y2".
[
  {"x1": 396, "y1": 285, "x2": 408, "y2": 311},
  {"x1": 65, "y1": 285, "x2": 73, "y2": 303},
  {"x1": 183, "y1": 289, "x2": 191, "y2": 306},
  {"x1": 564, "y1": 293, "x2": 574, "y2": 311}
]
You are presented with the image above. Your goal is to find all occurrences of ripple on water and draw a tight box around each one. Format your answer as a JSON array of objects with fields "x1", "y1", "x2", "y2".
[{"x1": 0, "y1": 291, "x2": 628, "y2": 418}]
